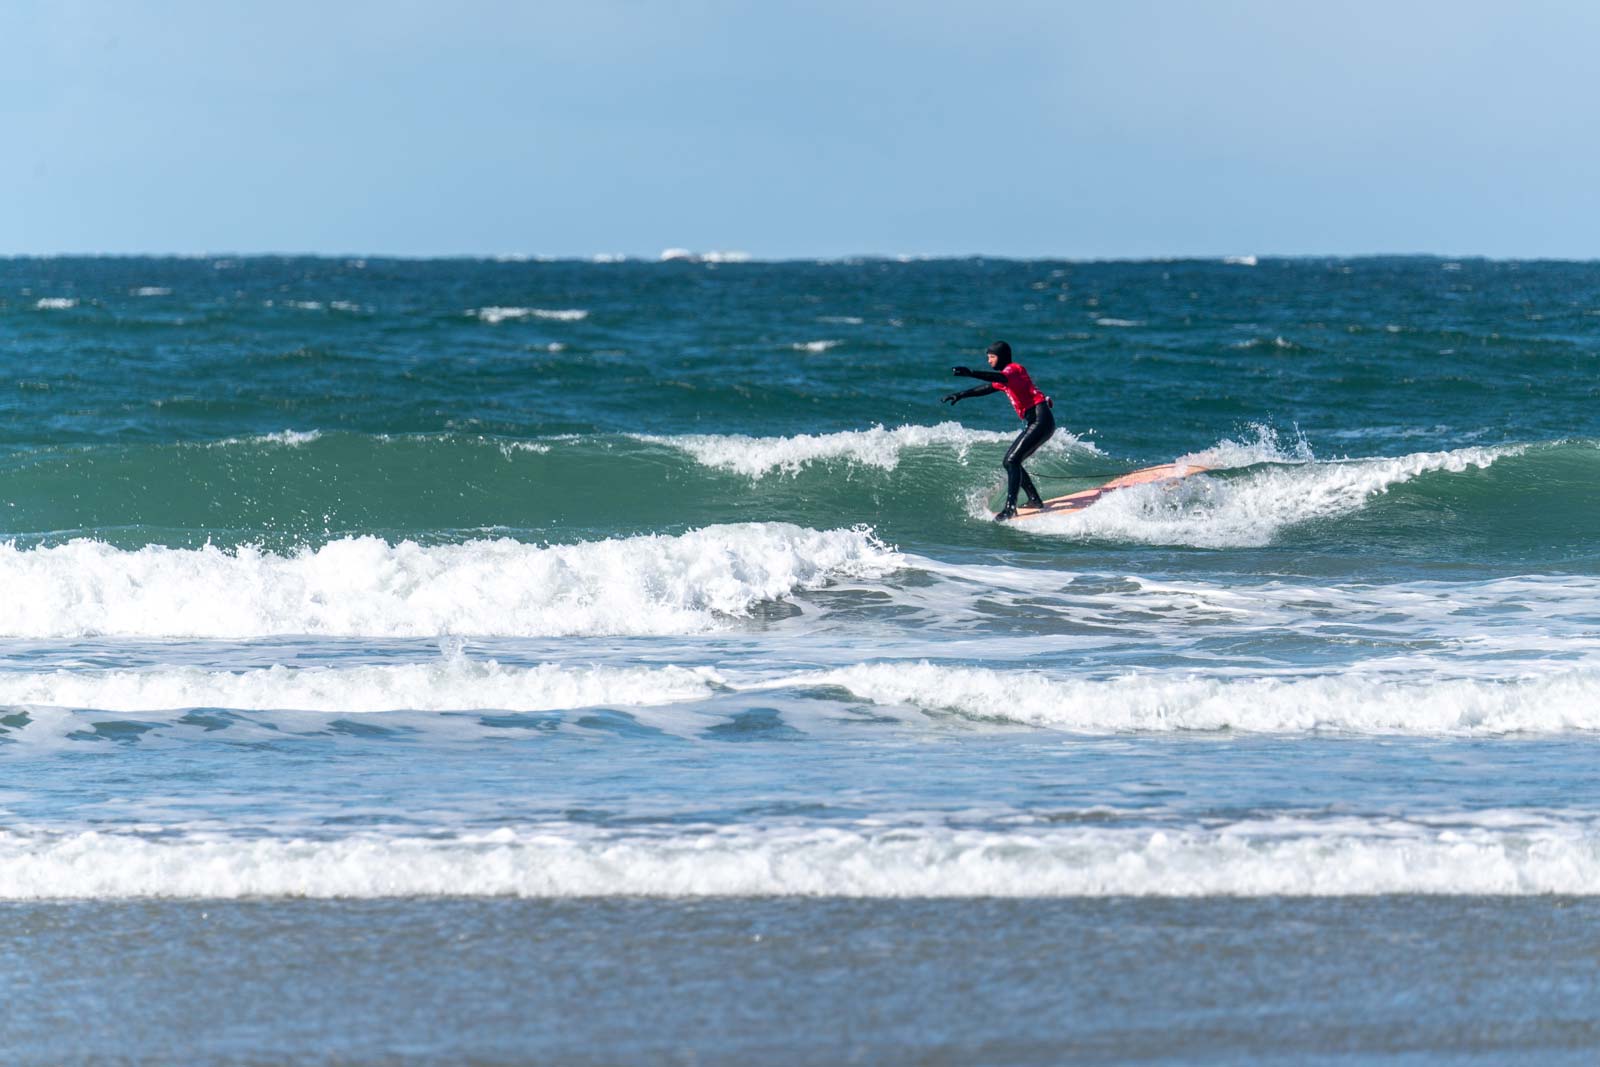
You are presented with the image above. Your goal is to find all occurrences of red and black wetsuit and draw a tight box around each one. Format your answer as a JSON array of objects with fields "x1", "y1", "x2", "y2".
[
  {"x1": 991, "y1": 362, "x2": 1048, "y2": 418},
  {"x1": 943, "y1": 362, "x2": 1056, "y2": 513},
  {"x1": 992, "y1": 364, "x2": 1055, "y2": 510}
]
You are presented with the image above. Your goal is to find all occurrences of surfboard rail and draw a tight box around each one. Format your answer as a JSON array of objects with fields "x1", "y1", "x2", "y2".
[{"x1": 1007, "y1": 461, "x2": 1212, "y2": 521}]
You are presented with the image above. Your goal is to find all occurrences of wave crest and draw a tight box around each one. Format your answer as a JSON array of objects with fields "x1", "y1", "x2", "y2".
[
  {"x1": 0, "y1": 660, "x2": 722, "y2": 714},
  {"x1": 1028, "y1": 441, "x2": 1518, "y2": 547},
  {"x1": 0, "y1": 524, "x2": 901, "y2": 638},
  {"x1": 1, "y1": 816, "x2": 1594, "y2": 898},
  {"x1": 470, "y1": 307, "x2": 588, "y2": 324},
  {"x1": 634, "y1": 423, "x2": 1099, "y2": 479},
  {"x1": 810, "y1": 662, "x2": 1600, "y2": 735}
]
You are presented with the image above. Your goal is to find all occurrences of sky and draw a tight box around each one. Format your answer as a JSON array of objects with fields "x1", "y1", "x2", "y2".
[{"x1": 4, "y1": 0, "x2": 1598, "y2": 259}]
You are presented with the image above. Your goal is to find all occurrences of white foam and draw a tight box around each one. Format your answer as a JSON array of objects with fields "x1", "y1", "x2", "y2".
[
  {"x1": 131, "y1": 286, "x2": 171, "y2": 297},
  {"x1": 1, "y1": 706, "x2": 80, "y2": 751},
  {"x1": 807, "y1": 662, "x2": 1600, "y2": 735},
  {"x1": 873, "y1": 559, "x2": 1600, "y2": 673},
  {"x1": 658, "y1": 249, "x2": 748, "y2": 263},
  {"x1": 3, "y1": 815, "x2": 1596, "y2": 898},
  {"x1": 1229, "y1": 336, "x2": 1299, "y2": 351},
  {"x1": 34, "y1": 297, "x2": 78, "y2": 309},
  {"x1": 1028, "y1": 441, "x2": 1518, "y2": 548},
  {"x1": 792, "y1": 340, "x2": 841, "y2": 352},
  {"x1": 1175, "y1": 422, "x2": 1315, "y2": 468},
  {"x1": 0, "y1": 660, "x2": 721, "y2": 714},
  {"x1": 261, "y1": 428, "x2": 321, "y2": 446},
  {"x1": 201, "y1": 429, "x2": 322, "y2": 449},
  {"x1": 497, "y1": 440, "x2": 551, "y2": 459},
  {"x1": 0, "y1": 524, "x2": 900, "y2": 639},
  {"x1": 634, "y1": 423, "x2": 1098, "y2": 479},
  {"x1": 1223, "y1": 255, "x2": 1258, "y2": 266},
  {"x1": 471, "y1": 307, "x2": 589, "y2": 324},
  {"x1": 1093, "y1": 317, "x2": 1143, "y2": 327},
  {"x1": 16, "y1": 626, "x2": 1600, "y2": 732}
]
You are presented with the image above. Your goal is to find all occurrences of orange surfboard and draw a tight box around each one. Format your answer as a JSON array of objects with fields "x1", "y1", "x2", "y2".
[{"x1": 1008, "y1": 462, "x2": 1212, "y2": 520}]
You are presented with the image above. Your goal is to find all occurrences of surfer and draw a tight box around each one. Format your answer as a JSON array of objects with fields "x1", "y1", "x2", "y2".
[{"x1": 941, "y1": 341, "x2": 1055, "y2": 520}]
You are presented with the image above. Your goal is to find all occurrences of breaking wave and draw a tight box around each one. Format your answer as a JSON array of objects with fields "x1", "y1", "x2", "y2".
[
  {"x1": 0, "y1": 524, "x2": 901, "y2": 638},
  {"x1": 633, "y1": 422, "x2": 1099, "y2": 479},
  {"x1": 0, "y1": 660, "x2": 721, "y2": 714},
  {"x1": 808, "y1": 662, "x2": 1600, "y2": 735},
  {"x1": 1025, "y1": 440, "x2": 1521, "y2": 548},
  {"x1": 1, "y1": 814, "x2": 1595, "y2": 898}
]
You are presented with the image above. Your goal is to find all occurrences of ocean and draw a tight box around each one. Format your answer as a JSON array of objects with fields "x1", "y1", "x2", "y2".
[{"x1": 2, "y1": 255, "x2": 1598, "y2": 1064}]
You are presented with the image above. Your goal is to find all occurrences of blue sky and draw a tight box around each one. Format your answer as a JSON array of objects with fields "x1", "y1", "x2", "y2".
[{"x1": 6, "y1": 1, "x2": 1597, "y2": 258}]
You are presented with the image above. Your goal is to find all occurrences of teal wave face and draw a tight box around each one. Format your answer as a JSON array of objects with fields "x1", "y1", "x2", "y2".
[
  {"x1": 1319, "y1": 440, "x2": 1600, "y2": 561},
  {"x1": 2, "y1": 427, "x2": 1598, "y2": 574},
  {"x1": 0, "y1": 428, "x2": 1103, "y2": 549}
]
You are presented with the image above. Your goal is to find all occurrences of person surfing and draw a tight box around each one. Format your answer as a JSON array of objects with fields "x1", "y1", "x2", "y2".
[{"x1": 941, "y1": 340, "x2": 1055, "y2": 520}]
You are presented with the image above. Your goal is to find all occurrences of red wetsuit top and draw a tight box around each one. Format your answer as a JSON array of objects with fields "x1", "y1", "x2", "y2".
[{"x1": 991, "y1": 362, "x2": 1048, "y2": 418}]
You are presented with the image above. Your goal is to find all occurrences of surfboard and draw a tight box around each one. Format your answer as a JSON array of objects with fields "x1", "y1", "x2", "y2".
[{"x1": 1007, "y1": 462, "x2": 1212, "y2": 520}]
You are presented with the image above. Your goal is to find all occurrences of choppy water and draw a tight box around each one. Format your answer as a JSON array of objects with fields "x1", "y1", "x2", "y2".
[{"x1": 4, "y1": 256, "x2": 1600, "y2": 1060}]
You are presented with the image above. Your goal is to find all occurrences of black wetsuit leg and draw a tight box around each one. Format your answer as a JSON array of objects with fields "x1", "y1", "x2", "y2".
[{"x1": 1003, "y1": 402, "x2": 1056, "y2": 508}]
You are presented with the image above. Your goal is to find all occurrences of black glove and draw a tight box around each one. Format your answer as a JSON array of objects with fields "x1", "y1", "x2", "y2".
[
  {"x1": 952, "y1": 366, "x2": 972, "y2": 377},
  {"x1": 941, "y1": 392, "x2": 961, "y2": 405}
]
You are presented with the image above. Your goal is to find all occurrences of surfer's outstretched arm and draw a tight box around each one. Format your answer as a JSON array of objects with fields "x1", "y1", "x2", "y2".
[
  {"x1": 941, "y1": 366, "x2": 1007, "y2": 405},
  {"x1": 941, "y1": 384, "x2": 994, "y2": 405}
]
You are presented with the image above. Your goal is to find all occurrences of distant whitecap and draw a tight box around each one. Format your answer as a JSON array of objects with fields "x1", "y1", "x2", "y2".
[{"x1": 471, "y1": 307, "x2": 589, "y2": 324}]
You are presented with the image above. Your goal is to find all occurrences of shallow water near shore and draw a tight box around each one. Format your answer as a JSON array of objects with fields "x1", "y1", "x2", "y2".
[{"x1": 6, "y1": 897, "x2": 1599, "y2": 1066}]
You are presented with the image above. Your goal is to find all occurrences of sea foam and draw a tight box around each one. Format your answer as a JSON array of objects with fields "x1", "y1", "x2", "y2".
[
  {"x1": 1, "y1": 815, "x2": 1595, "y2": 898},
  {"x1": 0, "y1": 524, "x2": 900, "y2": 638},
  {"x1": 0, "y1": 661, "x2": 721, "y2": 714},
  {"x1": 8, "y1": 656, "x2": 1600, "y2": 736},
  {"x1": 659, "y1": 249, "x2": 750, "y2": 263},
  {"x1": 807, "y1": 662, "x2": 1600, "y2": 735},
  {"x1": 471, "y1": 307, "x2": 589, "y2": 324},
  {"x1": 1026, "y1": 442, "x2": 1518, "y2": 548},
  {"x1": 634, "y1": 423, "x2": 1098, "y2": 479},
  {"x1": 1174, "y1": 422, "x2": 1315, "y2": 468},
  {"x1": 200, "y1": 428, "x2": 323, "y2": 449}
]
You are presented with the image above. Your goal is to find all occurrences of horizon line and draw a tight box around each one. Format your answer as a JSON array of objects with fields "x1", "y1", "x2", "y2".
[{"x1": 5, "y1": 251, "x2": 1599, "y2": 265}]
